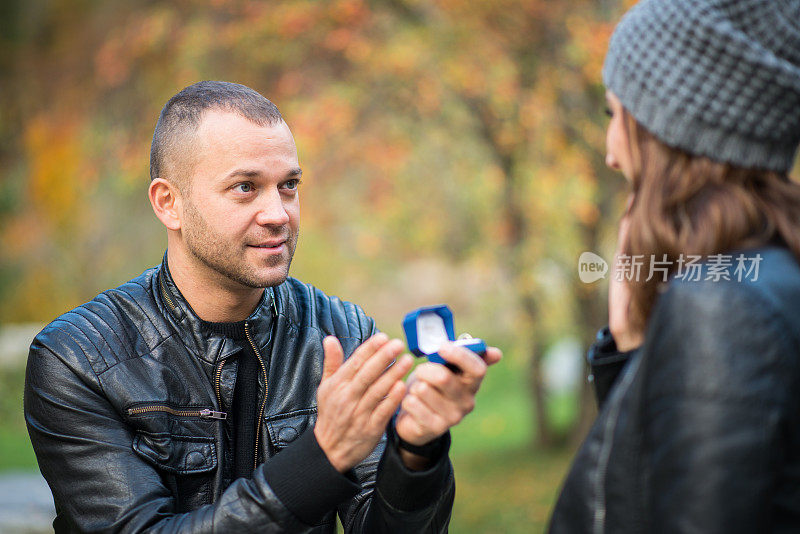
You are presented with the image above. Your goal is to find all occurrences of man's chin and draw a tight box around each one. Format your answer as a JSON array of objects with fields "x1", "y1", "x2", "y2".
[
  {"x1": 222, "y1": 249, "x2": 294, "y2": 288},
  {"x1": 243, "y1": 264, "x2": 291, "y2": 288},
  {"x1": 258, "y1": 274, "x2": 289, "y2": 288}
]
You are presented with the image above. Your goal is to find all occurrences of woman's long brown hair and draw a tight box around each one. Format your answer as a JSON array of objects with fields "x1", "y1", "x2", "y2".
[{"x1": 623, "y1": 110, "x2": 800, "y2": 335}]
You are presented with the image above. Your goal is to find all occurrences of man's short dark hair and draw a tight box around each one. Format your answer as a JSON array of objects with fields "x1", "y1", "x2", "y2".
[{"x1": 149, "y1": 81, "x2": 283, "y2": 187}]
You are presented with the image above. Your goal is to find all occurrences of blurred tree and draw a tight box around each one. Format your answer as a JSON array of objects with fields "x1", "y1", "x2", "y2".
[
  {"x1": 331, "y1": 0, "x2": 628, "y2": 445},
  {"x1": 2, "y1": 0, "x2": 639, "y2": 446}
]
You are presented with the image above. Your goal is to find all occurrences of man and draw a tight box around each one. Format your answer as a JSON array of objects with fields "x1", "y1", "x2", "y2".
[{"x1": 24, "y1": 81, "x2": 501, "y2": 532}]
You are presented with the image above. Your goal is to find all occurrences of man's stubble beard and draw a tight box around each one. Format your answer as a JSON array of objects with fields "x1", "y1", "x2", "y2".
[{"x1": 182, "y1": 199, "x2": 297, "y2": 289}]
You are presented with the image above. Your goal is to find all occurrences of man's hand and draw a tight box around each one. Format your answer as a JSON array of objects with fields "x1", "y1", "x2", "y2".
[
  {"x1": 314, "y1": 333, "x2": 414, "y2": 473},
  {"x1": 395, "y1": 343, "x2": 502, "y2": 467}
]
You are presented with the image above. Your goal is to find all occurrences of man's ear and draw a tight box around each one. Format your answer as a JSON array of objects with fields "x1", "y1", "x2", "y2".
[{"x1": 148, "y1": 178, "x2": 182, "y2": 231}]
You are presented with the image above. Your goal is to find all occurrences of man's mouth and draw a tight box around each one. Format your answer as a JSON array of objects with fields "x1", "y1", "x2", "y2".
[{"x1": 248, "y1": 239, "x2": 287, "y2": 251}]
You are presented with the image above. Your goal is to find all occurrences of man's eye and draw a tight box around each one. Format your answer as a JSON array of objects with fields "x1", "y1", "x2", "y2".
[
  {"x1": 283, "y1": 179, "x2": 300, "y2": 190},
  {"x1": 236, "y1": 183, "x2": 253, "y2": 193}
]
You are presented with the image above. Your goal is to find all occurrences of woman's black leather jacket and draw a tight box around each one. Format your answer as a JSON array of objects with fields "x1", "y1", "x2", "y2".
[{"x1": 550, "y1": 247, "x2": 800, "y2": 533}]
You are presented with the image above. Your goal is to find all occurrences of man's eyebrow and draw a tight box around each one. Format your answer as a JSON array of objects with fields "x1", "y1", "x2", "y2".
[
  {"x1": 225, "y1": 167, "x2": 303, "y2": 179},
  {"x1": 227, "y1": 169, "x2": 261, "y2": 179}
]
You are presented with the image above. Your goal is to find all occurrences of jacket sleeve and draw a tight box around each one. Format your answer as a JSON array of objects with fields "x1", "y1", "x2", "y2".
[
  {"x1": 335, "y1": 306, "x2": 456, "y2": 533},
  {"x1": 639, "y1": 280, "x2": 798, "y2": 533},
  {"x1": 25, "y1": 324, "x2": 320, "y2": 533}
]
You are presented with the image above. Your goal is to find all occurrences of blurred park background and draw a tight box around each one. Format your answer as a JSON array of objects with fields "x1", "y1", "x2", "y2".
[{"x1": 0, "y1": 0, "x2": 700, "y2": 531}]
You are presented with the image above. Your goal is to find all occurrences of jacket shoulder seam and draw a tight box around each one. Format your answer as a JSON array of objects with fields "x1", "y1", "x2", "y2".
[
  {"x1": 42, "y1": 322, "x2": 109, "y2": 399},
  {"x1": 73, "y1": 301, "x2": 137, "y2": 368},
  {"x1": 282, "y1": 278, "x2": 371, "y2": 339}
]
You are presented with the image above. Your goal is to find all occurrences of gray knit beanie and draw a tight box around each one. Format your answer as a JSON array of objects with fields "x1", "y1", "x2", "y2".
[{"x1": 603, "y1": 0, "x2": 800, "y2": 173}]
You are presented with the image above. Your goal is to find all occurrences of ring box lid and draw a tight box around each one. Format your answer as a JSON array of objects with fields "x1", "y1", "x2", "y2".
[{"x1": 402, "y1": 305, "x2": 456, "y2": 357}]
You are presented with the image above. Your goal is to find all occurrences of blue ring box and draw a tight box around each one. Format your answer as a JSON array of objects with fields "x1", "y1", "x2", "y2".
[{"x1": 402, "y1": 305, "x2": 487, "y2": 366}]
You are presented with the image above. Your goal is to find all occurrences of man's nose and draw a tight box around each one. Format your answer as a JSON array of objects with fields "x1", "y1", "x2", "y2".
[{"x1": 254, "y1": 189, "x2": 290, "y2": 227}]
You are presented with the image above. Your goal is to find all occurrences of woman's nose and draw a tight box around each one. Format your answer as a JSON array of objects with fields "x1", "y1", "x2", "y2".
[{"x1": 606, "y1": 151, "x2": 620, "y2": 170}]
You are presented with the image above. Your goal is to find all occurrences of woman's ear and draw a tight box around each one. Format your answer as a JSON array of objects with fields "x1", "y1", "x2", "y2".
[{"x1": 148, "y1": 178, "x2": 182, "y2": 231}]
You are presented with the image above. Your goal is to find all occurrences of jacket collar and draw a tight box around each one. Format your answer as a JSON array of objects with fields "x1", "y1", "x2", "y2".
[{"x1": 156, "y1": 252, "x2": 278, "y2": 364}]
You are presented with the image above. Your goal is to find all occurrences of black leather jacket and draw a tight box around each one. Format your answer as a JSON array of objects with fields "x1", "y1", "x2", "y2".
[
  {"x1": 550, "y1": 246, "x2": 800, "y2": 533},
  {"x1": 24, "y1": 258, "x2": 455, "y2": 533}
]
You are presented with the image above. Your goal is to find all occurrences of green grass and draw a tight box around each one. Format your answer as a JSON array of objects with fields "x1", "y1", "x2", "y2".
[
  {"x1": 0, "y1": 427, "x2": 37, "y2": 471},
  {"x1": 0, "y1": 364, "x2": 37, "y2": 472},
  {"x1": 448, "y1": 352, "x2": 536, "y2": 456},
  {"x1": 451, "y1": 446, "x2": 572, "y2": 533},
  {"x1": 446, "y1": 354, "x2": 572, "y2": 532}
]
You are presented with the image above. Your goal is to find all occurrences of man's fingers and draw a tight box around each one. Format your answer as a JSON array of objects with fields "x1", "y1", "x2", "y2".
[
  {"x1": 321, "y1": 336, "x2": 344, "y2": 382},
  {"x1": 400, "y1": 393, "x2": 448, "y2": 437},
  {"x1": 436, "y1": 343, "x2": 487, "y2": 383},
  {"x1": 409, "y1": 380, "x2": 465, "y2": 426},
  {"x1": 411, "y1": 362, "x2": 461, "y2": 398},
  {"x1": 369, "y1": 380, "x2": 406, "y2": 429},
  {"x1": 359, "y1": 354, "x2": 413, "y2": 411},
  {"x1": 484, "y1": 346, "x2": 503, "y2": 366},
  {"x1": 394, "y1": 408, "x2": 427, "y2": 445},
  {"x1": 337, "y1": 333, "x2": 390, "y2": 380},
  {"x1": 350, "y1": 338, "x2": 405, "y2": 394}
]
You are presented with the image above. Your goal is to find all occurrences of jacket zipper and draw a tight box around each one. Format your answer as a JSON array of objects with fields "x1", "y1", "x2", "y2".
[
  {"x1": 158, "y1": 275, "x2": 177, "y2": 311},
  {"x1": 245, "y1": 321, "x2": 269, "y2": 472},
  {"x1": 127, "y1": 405, "x2": 227, "y2": 419},
  {"x1": 156, "y1": 276, "x2": 274, "y2": 468},
  {"x1": 592, "y1": 353, "x2": 641, "y2": 534},
  {"x1": 214, "y1": 359, "x2": 225, "y2": 415}
]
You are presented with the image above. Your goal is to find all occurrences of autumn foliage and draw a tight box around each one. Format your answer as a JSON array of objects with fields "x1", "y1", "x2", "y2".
[{"x1": 2, "y1": 0, "x2": 645, "y2": 444}]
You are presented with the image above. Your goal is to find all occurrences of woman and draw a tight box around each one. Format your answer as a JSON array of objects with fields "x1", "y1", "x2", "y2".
[{"x1": 549, "y1": 0, "x2": 800, "y2": 532}]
